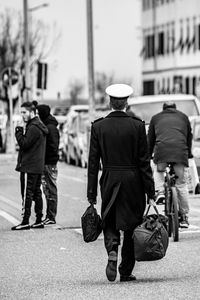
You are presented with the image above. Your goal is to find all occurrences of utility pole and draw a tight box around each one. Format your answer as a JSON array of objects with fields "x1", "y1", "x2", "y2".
[
  {"x1": 8, "y1": 68, "x2": 15, "y2": 153},
  {"x1": 23, "y1": 0, "x2": 31, "y2": 101},
  {"x1": 86, "y1": 0, "x2": 95, "y2": 122}
]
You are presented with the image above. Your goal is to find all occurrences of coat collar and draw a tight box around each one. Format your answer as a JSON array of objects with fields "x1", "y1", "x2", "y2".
[{"x1": 106, "y1": 111, "x2": 129, "y2": 118}]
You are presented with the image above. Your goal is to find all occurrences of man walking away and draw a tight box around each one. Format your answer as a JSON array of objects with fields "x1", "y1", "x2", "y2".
[
  {"x1": 12, "y1": 101, "x2": 48, "y2": 230},
  {"x1": 148, "y1": 101, "x2": 192, "y2": 228},
  {"x1": 37, "y1": 104, "x2": 60, "y2": 225},
  {"x1": 87, "y1": 84, "x2": 155, "y2": 282}
]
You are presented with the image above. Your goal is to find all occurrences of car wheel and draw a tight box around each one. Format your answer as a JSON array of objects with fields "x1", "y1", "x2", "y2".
[{"x1": 195, "y1": 183, "x2": 200, "y2": 194}]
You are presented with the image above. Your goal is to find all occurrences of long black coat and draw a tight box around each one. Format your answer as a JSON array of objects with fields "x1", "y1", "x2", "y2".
[
  {"x1": 87, "y1": 111, "x2": 155, "y2": 231},
  {"x1": 148, "y1": 108, "x2": 192, "y2": 167},
  {"x1": 15, "y1": 117, "x2": 48, "y2": 174}
]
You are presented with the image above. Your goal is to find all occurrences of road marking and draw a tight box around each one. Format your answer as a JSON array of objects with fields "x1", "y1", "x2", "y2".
[
  {"x1": 74, "y1": 228, "x2": 104, "y2": 240},
  {"x1": 180, "y1": 230, "x2": 200, "y2": 234},
  {"x1": 74, "y1": 225, "x2": 200, "y2": 238},
  {"x1": 0, "y1": 195, "x2": 21, "y2": 210},
  {"x1": 0, "y1": 210, "x2": 19, "y2": 225},
  {"x1": 59, "y1": 174, "x2": 85, "y2": 183},
  {"x1": 191, "y1": 208, "x2": 200, "y2": 213}
]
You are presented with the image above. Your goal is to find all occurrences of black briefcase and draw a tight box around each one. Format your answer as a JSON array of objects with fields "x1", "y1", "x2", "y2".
[{"x1": 81, "y1": 204, "x2": 102, "y2": 243}]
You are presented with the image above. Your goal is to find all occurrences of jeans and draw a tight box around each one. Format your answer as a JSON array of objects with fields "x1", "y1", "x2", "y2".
[
  {"x1": 41, "y1": 164, "x2": 58, "y2": 221},
  {"x1": 21, "y1": 172, "x2": 43, "y2": 222},
  {"x1": 153, "y1": 162, "x2": 189, "y2": 215}
]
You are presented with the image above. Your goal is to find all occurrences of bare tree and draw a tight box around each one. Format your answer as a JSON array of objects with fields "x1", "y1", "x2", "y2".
[
  {"x1": 95, "y1": 72, "x2": 114, "y2": 105},
  {"x1": 0, "y1": 9, "x2": 60, "y2": 110},
  {"x1": 69, "y1": 80, "x2": 84, "y2": 105}
]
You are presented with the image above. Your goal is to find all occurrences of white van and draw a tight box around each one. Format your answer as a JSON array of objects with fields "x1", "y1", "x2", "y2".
[{"x1": 128, "y1": 94, "x2": 200, "y2": 125}]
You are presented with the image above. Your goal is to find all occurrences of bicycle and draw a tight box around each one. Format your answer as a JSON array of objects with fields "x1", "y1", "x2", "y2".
[{"x1": 164, "y1": 163, "x2": 179, "y2": 242}]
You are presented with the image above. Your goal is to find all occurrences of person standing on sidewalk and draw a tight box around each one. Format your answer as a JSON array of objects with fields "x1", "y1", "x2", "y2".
[
  {"x1": 87, "y1": 84, "x2": 155, "y2": 282},
  {"x1": 37, "y1": 104, "x2": 60, "y2": 225},
  {"x1": 12, "y1": 101, "x2": 48, "y2": 230}
]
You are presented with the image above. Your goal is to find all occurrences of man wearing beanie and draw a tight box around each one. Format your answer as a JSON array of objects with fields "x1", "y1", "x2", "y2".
[{"x1": 37, "y1": 104, "x2": 60, "y2": 225}]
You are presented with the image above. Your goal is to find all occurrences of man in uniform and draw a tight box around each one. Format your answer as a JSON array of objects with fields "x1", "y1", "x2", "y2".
[{"x1": 87, "y1": 84, "x2": 155, "y2": 282}]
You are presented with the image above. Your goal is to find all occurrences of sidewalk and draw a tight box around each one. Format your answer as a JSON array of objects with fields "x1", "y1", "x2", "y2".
[{"x1": 0, "y1": 152, "x2": 17, "y2": 162}]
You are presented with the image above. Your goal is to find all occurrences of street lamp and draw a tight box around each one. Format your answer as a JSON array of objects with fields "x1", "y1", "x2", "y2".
[
  {"x1": 29, "y1": 3, "x2": 49, "y2": 12},
  {"x1": 23, "y1": 0, "x2": 49, "y2": 101}
]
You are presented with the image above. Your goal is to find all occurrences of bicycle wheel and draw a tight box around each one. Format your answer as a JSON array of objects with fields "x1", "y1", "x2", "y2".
[
  {"x1": 164, "y1": 184, "x2": 172, "y2": 237},
  {"x1": 171, "y1": 186, "x2": 179, "y2": 242}
]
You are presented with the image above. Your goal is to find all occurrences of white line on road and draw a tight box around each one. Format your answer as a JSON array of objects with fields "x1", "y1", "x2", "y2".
[
  {"x1": 59, "y1": 173, "x2": 86, "y2": 183},
  {"x1": 0, "y1": 210, "x2": 19, "y2": 225},
  {"x1": 0, "y1": 195, "x2": 21, "y2": 210},
  {"x1": 191, "y1": 208, "x2": 200, "y2": 213}
]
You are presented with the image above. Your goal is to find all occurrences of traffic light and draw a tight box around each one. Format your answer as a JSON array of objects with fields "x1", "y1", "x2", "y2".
[{"x1": 37, "y1": 62, "x2": 48, "y2": 89}]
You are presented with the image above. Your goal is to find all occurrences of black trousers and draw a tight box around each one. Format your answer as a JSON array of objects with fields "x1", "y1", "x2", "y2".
[
  {"x1": 20, "y1": 172, "x2": 43, "y2": 222},
  {"x1": 103, "y1": 205, "x2": 136, "y2": 276}
]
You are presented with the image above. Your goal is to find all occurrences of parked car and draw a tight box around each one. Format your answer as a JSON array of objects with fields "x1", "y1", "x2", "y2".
[
  {"x1": 51, "y1": 106, "x2": 69, "y2": 125},
  {"x1": 62, "y1": 110, "x2": 89, "y2": 167},
  {"x1": 61, "y1": 104, "x2": 111, "y2": 167},
  {"x1": 128, "y1": 94, "x2": 200, "y2": 193},
  {"x1": 0, "y1": 113, "x2": 7, "y2": 153}
]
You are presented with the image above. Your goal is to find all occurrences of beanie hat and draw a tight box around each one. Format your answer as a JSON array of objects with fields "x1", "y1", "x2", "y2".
[{"x1": 37, "y1": 104, "x2": 51, "y2": 121}]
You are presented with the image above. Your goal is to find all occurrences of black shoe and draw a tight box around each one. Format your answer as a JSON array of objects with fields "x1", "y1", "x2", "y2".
[
  {"x1": 11, "y1": 222, "x2": 30, "y2": 231},
  {"x1": 31, "y1": 220, "x2": 44, "y2": 229},
  {"x1": 120, "y1": 274, "x2": 137, "y2": 282},
  {"x1": 106, "y1": 251, "x2": 118, "y2": 282},
  {"x1": 43, "y1": 218, "x2": 56, "y2": 225}
]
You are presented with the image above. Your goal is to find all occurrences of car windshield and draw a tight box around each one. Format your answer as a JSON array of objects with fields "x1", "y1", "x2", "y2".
[
  {"x1": 193, "y1": 122, "x2": 200, "y2": 141},
  {"x1": 78, "y1": 112, "x2": 89, "y2": 132},
  {"x1": 130, "y1": 100, "x2": 199, "y2": 124}
]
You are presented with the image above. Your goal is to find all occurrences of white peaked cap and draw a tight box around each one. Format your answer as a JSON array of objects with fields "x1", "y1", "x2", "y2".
[{"x1": 105, "y1": 84, "x2": 133, "y2": 98}]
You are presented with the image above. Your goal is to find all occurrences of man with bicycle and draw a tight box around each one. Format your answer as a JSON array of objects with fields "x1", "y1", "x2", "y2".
[{"x1": 148, "y1": 101, "x2": 193, "y2": 228}]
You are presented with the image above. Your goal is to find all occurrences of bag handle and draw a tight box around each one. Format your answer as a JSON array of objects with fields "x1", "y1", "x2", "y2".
[{"x1": 144, "y1": 199, "x2": 161, "y2": 222}]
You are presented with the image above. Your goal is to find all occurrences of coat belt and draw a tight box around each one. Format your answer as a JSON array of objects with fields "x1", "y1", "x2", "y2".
[{"x1": 103, "y1": 165, "x2": 137, "y2": 171}]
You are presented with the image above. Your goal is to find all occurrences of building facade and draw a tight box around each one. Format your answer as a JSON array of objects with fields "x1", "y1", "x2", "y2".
[{"x1": 141, "y1": 0, "x2": 200, "y2": 96}]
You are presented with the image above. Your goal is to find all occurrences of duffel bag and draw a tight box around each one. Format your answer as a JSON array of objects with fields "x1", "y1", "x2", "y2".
[{"x1": 133, "y1": 200, "x2": 169, "y2": 261}]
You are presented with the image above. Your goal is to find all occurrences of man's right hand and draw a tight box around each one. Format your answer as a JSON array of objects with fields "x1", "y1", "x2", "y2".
[{"x1": 88, "y1": 198, "x2": 97, "y2": 205}]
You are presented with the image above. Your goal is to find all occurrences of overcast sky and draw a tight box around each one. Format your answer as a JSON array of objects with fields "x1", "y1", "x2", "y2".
[{"x1": 0, "y1": 0, "x2": 142, "y2": 99}]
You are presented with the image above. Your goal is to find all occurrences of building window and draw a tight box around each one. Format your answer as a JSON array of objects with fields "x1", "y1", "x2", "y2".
[
  {"x1": 157, "y1": 31, "x2": 164, "y2": 55},
  {"x1": 171, "y1": 22, "x2": 175, "y2": 52},
  {"x1": 198, "y1": 24, "x2": 200, "y2": 50},
  {"x1": 157, "y1": 81, "x2": 160, "y2": 94},
  {"x1": 143, "y1": 81, "x2": 154, "y2": 95},
  {"x1": 166, "y1": 23, "x2": 170, "y2": 54},
  {"x1": 145, "y1": 34, "x2": 155, "y2": 58},
  {"x1": 167, "y1": 78, "x2": 170, "y2": 93},
  {"x1": 193, "y1": 17, "x2": 197, "y2": 52},
  {"x1": 193, "y1": 76, "x2": 196, "y2": 95},
  {"x1": 185, "y1": 77, "x2": 190, "y2": 94}
]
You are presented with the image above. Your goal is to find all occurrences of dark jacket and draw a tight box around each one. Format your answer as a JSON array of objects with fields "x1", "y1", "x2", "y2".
[
  {"x1": 15, "y1": 116, "x2": 48, "y2": 174},
  {"x1": 42, "y1": 114, "x2": 60, "y2": 165},
  {"x1": 87, "y1": 111, "x2": 155, "y2": 231},
  {"x1": 148, "y1": 108, "x2": 193, "y2": 166}
]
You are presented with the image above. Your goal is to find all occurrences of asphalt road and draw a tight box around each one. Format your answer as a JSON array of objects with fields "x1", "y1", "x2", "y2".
[{"x1": 0, "y1": 154, "x2": 200, "y2": 300}]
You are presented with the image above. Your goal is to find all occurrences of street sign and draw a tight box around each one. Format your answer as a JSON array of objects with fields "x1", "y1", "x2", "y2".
[{"x1": 1, "y1": 68, "x2": 19, "y2": 86}]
